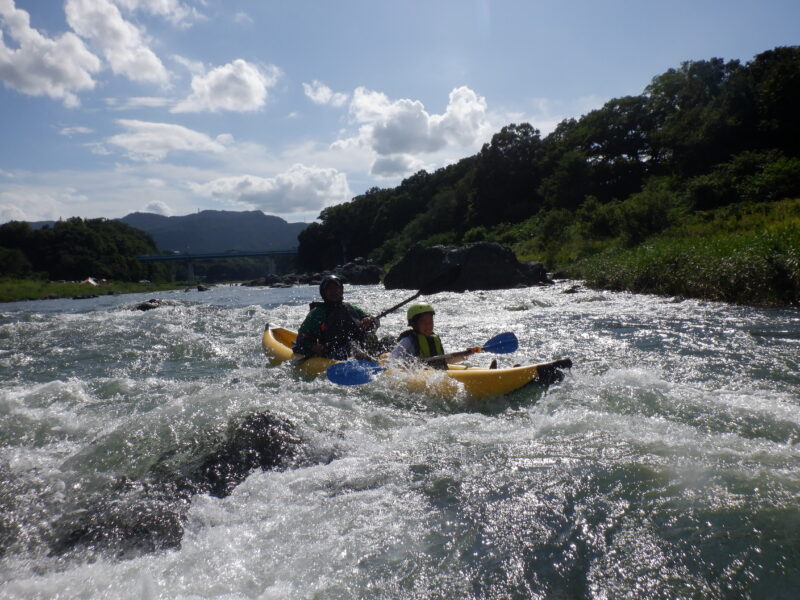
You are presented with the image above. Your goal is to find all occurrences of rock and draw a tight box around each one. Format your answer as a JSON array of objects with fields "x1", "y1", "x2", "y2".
[
  {"x1": 383, "y1": 243, "x2": 550, "y2": 291},
  {"x1": 183, "y1": 412, "x2": 301, "y2": 498},
  {"x1": 333, "y1": 259, "x2": 384, "y2": 285},
  {"x1": 134, "y1": 298, "x2": 163, "y2": 311},
  {"x1": 49, "y1": 482, "x2": 188, "y2": 560},
  {"x1": 50, "y1": 411, "x2": 302, "y2": 560}
]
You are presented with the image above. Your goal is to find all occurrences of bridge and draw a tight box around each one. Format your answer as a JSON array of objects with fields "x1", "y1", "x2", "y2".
[{"x1": 137, "y1": 249, "x2": 297, "y2": 280}]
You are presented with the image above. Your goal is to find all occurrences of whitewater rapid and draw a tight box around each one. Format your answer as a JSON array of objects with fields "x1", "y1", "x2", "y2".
[{"x1": 1, "y1": 283, "x2": 798, "y2": 599}]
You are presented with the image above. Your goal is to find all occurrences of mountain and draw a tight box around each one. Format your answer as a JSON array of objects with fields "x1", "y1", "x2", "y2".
[
  {"x1": 119, "y1": 210, "x2": 309, "y2": 253},
  {"x1": 28, "y1": 221, "x2": 56, "y2": 229}
]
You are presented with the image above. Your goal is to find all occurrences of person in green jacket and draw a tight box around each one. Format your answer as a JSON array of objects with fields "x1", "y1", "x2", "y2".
[
  {"x1": 293, "y1": 274, "x2": 379, "y2": 360},
  {"x1": 389, "y1": 302, "x2": 477, "y2": 369}
]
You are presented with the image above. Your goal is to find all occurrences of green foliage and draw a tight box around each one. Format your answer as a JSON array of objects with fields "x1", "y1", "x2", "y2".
[
  {"x1": 0, "y1": 247, "x2": 33, "y2": 277},
  {"x1": 686, "y1": 150, "x2": 800, "y2": 209},
  {"x1": 293, "y1": 46, "x2": 800, "y2": 304},
  {"x1": 0, "y1": 279, "x2": 190, "y2": 303},
  {"x1": 572, "y1": 200, "x2": 800, "y2": 306},
  {"x1": 0, "y1": 218, "x2": 167, "y2": 282}
]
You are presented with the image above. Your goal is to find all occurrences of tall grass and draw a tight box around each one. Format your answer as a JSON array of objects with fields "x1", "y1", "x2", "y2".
[{"x1": 570, "y1": 220, "x2": 800, "y2": 306}]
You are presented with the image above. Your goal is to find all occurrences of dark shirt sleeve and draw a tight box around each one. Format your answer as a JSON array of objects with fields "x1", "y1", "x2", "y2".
[{"x1": 293, "y1": 307, "x2": 324, "y2": 355}]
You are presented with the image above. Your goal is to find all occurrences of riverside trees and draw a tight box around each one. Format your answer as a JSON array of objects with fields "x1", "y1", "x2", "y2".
[
  {"x1": 296, "y1": 47, "x2": 800, "y2": 276},
  {"x1": 0, "y1": 217, "x2": 167, "y2": 281}
]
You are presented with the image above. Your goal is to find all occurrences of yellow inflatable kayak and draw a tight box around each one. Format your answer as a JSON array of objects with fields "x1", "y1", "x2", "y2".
[
  {"x1": 262, "y1": 325, "x2": 338, "y2": 378},
  {"x1": 262, "y1": 325, "x2": 570, "y2": 399}
]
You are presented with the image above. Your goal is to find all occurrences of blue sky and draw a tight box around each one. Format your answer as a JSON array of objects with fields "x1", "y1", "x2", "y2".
[{"x1": 1, "y1": 0, "x2": 798, "y2": 225}]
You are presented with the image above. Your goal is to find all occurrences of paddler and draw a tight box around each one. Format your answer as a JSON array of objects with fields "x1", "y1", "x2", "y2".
[
  {"x1": 293, "y1": 274, "x2": 380, "y2": 360},
  {"x1": 389, "y1": 303, "x2": 478, "y2": 369}
]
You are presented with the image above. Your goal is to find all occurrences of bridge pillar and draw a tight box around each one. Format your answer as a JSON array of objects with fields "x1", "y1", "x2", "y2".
[
  {"x1": 186, "y1": 259, "x2": 195, "y2": 281},
  {"x1": 264, "y1": 257, "x2": 276, "y2": 276}
]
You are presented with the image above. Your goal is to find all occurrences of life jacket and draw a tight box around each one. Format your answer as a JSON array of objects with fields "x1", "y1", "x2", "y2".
[
  {"x1": 398, "y1": 329, "x2": 446, "y2": 369},
  {"x1": 313, "y1": 301, "x2": 366, "y2": 359}
]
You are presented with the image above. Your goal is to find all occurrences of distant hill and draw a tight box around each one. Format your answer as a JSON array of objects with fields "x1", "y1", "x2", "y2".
[
  {"x1": 119, "y1": 210, "x2": 309, "y2": 253},
  {"x1": 28, "y1": 221, "x2": 56, "y2": 230}
]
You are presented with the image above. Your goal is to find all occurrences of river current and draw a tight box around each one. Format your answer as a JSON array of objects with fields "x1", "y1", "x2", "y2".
[{"x1": 0, "y1": 282, "x2": 798, "y2": 599}]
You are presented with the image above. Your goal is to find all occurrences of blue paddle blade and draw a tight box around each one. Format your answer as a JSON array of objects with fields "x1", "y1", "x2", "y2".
[
  {"x1": 326, "y1": 360, "x2": 385, "y2": 385},
  {"x1": 481, "y1": 332, "x2": 518, "y2": 354}
]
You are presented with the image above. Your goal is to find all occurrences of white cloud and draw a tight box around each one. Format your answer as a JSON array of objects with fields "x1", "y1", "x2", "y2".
[
  {"x1": 351, "y1": 86, "x2": 490, "y2": 156},
  {"x1": 144, "y1": 199, "x2": 173, "y2": 215},
  {"x1": 190, "y1": 164, "x2": 351, "y2": 214},
  {"x1": 370, "y1": 154, "x2": 424, "y2": 178},
  {"x1": 172, "y1": 59, "x2": 280, "y2": 113},
  {"x1": 0, "y1": 0, "x2": 101, "y2": 107},
  {"x1": 330, "y1": 86, "x2": 496, "y2": 178},
  {"x1": 0, "y1": 187, "x2": 84, "y2": 223},
  {"x1": 112, "y1": 0, "x2": 200, "y2": 26},
  {"x1": 107, "y1": 95, "x2": 173, "y2": 110},
  {"x1": 59, "y1": 126, "x2": 94, "y2": 136},
  {"x1": 172, "y1": 54, "x2": 204, "y2": 76},
  {"x1": 107, "y1": 119, "x2": 229, "y2": 161},
  {"x1": 337, "y1": 85, "x2": 492, "y2": 178},
  {"x1": 65, "y1": 0, "x2": 170, "y2": 86},
  {"x1": 303, "y1": 80, "x2": 348, "y2": 107},
  {"x1": 430, "y1": 86, "x2": 491, "y2": 147}
]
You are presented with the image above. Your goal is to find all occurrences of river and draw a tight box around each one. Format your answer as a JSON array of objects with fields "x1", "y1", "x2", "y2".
[{"x1": 1, "y1": 282, "x2": 798, "y2": 599}]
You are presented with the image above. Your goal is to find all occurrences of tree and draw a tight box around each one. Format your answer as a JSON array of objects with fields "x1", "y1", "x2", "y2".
[{"x1": 468, "y1": 123, "x2": 547, "y2": 226}]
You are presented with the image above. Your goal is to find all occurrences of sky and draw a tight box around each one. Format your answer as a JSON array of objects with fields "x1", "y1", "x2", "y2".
[{"x1": 0, "y1": 1, "x2": 798, "y2": 225}]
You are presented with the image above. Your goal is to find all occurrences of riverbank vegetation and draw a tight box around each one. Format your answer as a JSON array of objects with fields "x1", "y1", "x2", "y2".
[
  {"x1": 0, "y1": 279, "x2": 192, "y2": 303},
  {"x1": 0, "y1": 217, "x2": 169, "y2": 282},
  {"x1": 297, "y1": 46, "x2": 800, "y2": 306}
]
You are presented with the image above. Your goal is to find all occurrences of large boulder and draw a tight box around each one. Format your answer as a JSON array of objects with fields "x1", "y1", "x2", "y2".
[
  {"x1": 49, "y1": 411, "x2": 302, "y2": 559},
  {"x1": 383, "y1": 243, "x2": 549, "y2": 291},
  {"x1": 333, "y1": 257, "x2": 384, "y2": 285}
]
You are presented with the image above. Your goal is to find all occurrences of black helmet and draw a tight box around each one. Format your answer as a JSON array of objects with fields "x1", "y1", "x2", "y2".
[{"x1": 319, "y1": 274, "x2": 343, "y2": 297}]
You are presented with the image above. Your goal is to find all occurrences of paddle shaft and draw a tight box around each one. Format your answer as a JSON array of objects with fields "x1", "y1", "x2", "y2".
[
  {"x1": 374, "y1": 290, "x2": 422, "y2": 320},
  {"x1": 373, "y1": 266, "x2": 461, "y2": 320},
  {"x1": 421, "y1": 348, "x2": 480, "y2": 363}
]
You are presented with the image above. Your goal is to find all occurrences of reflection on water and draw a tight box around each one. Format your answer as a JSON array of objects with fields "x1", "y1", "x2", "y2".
[{"x1": 1, "y1": 283, "x2": 799, "y2": 599}]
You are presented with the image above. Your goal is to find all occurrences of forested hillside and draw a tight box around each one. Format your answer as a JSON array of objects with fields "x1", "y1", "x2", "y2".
[
  {"x1": 0, "y1": 218, "x2": 167, "y2": 281},
  {"x1": 297, "y1": 46, "x2": 800, "y2": 298}
]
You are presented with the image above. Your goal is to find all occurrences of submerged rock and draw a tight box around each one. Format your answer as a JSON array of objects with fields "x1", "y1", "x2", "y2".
[
  {"x1": 49, "y1": 411, "x2": 302, "y2": 560},
  {"x1": 134, "y1": 298, "x2": 163, "y2": 311},
  {"x1": 168, "y1": 411, "x2": 302, "y2": 498}
]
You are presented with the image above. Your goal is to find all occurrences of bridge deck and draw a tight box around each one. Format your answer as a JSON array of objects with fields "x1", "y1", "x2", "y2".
[{"x1": 137, "y1": 249, "x2": 297, "y2": 261}]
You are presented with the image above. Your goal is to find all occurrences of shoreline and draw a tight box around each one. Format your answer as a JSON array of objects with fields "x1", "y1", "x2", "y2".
[{"x1": 0, "y1": 279, "x2": 199, "y2": 303}]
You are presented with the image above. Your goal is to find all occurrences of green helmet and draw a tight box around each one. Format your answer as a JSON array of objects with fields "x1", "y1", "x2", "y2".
[{"x1": 407, "y1": 302, "x2": 435, "y2": 324}]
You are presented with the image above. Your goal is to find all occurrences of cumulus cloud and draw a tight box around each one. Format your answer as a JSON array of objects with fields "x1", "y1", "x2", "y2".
[
  {"x1": 107, "y1": 119, "x2": 230, "y2": 161},
  {"x1": 65, "y1": 0, "x2": 169, "y2": 86},
  {"x1": 190, "y1": 164, "x2": 351, "y2": 214},
  {"x1": 0, "y1": 0, "x2": 101, "y2": 107},
  {"x1": 341, "y1": 85, "x2": 491, "y2": 177},
  {"x1": 370, "y1": 154, "x2": 424, "y2": 178},
  {"x1": 144, "y1": 199, "x2": 173, "y2": 215},
  {"x1": 0, "y1": 188, "x2": 81, "y2": 223},
  {"x1": 172, "y1": 59, "x2": 280, "y2": 113},
  {"x1": 303, "y1": 80, "x2": 348, "y2": 107}
]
